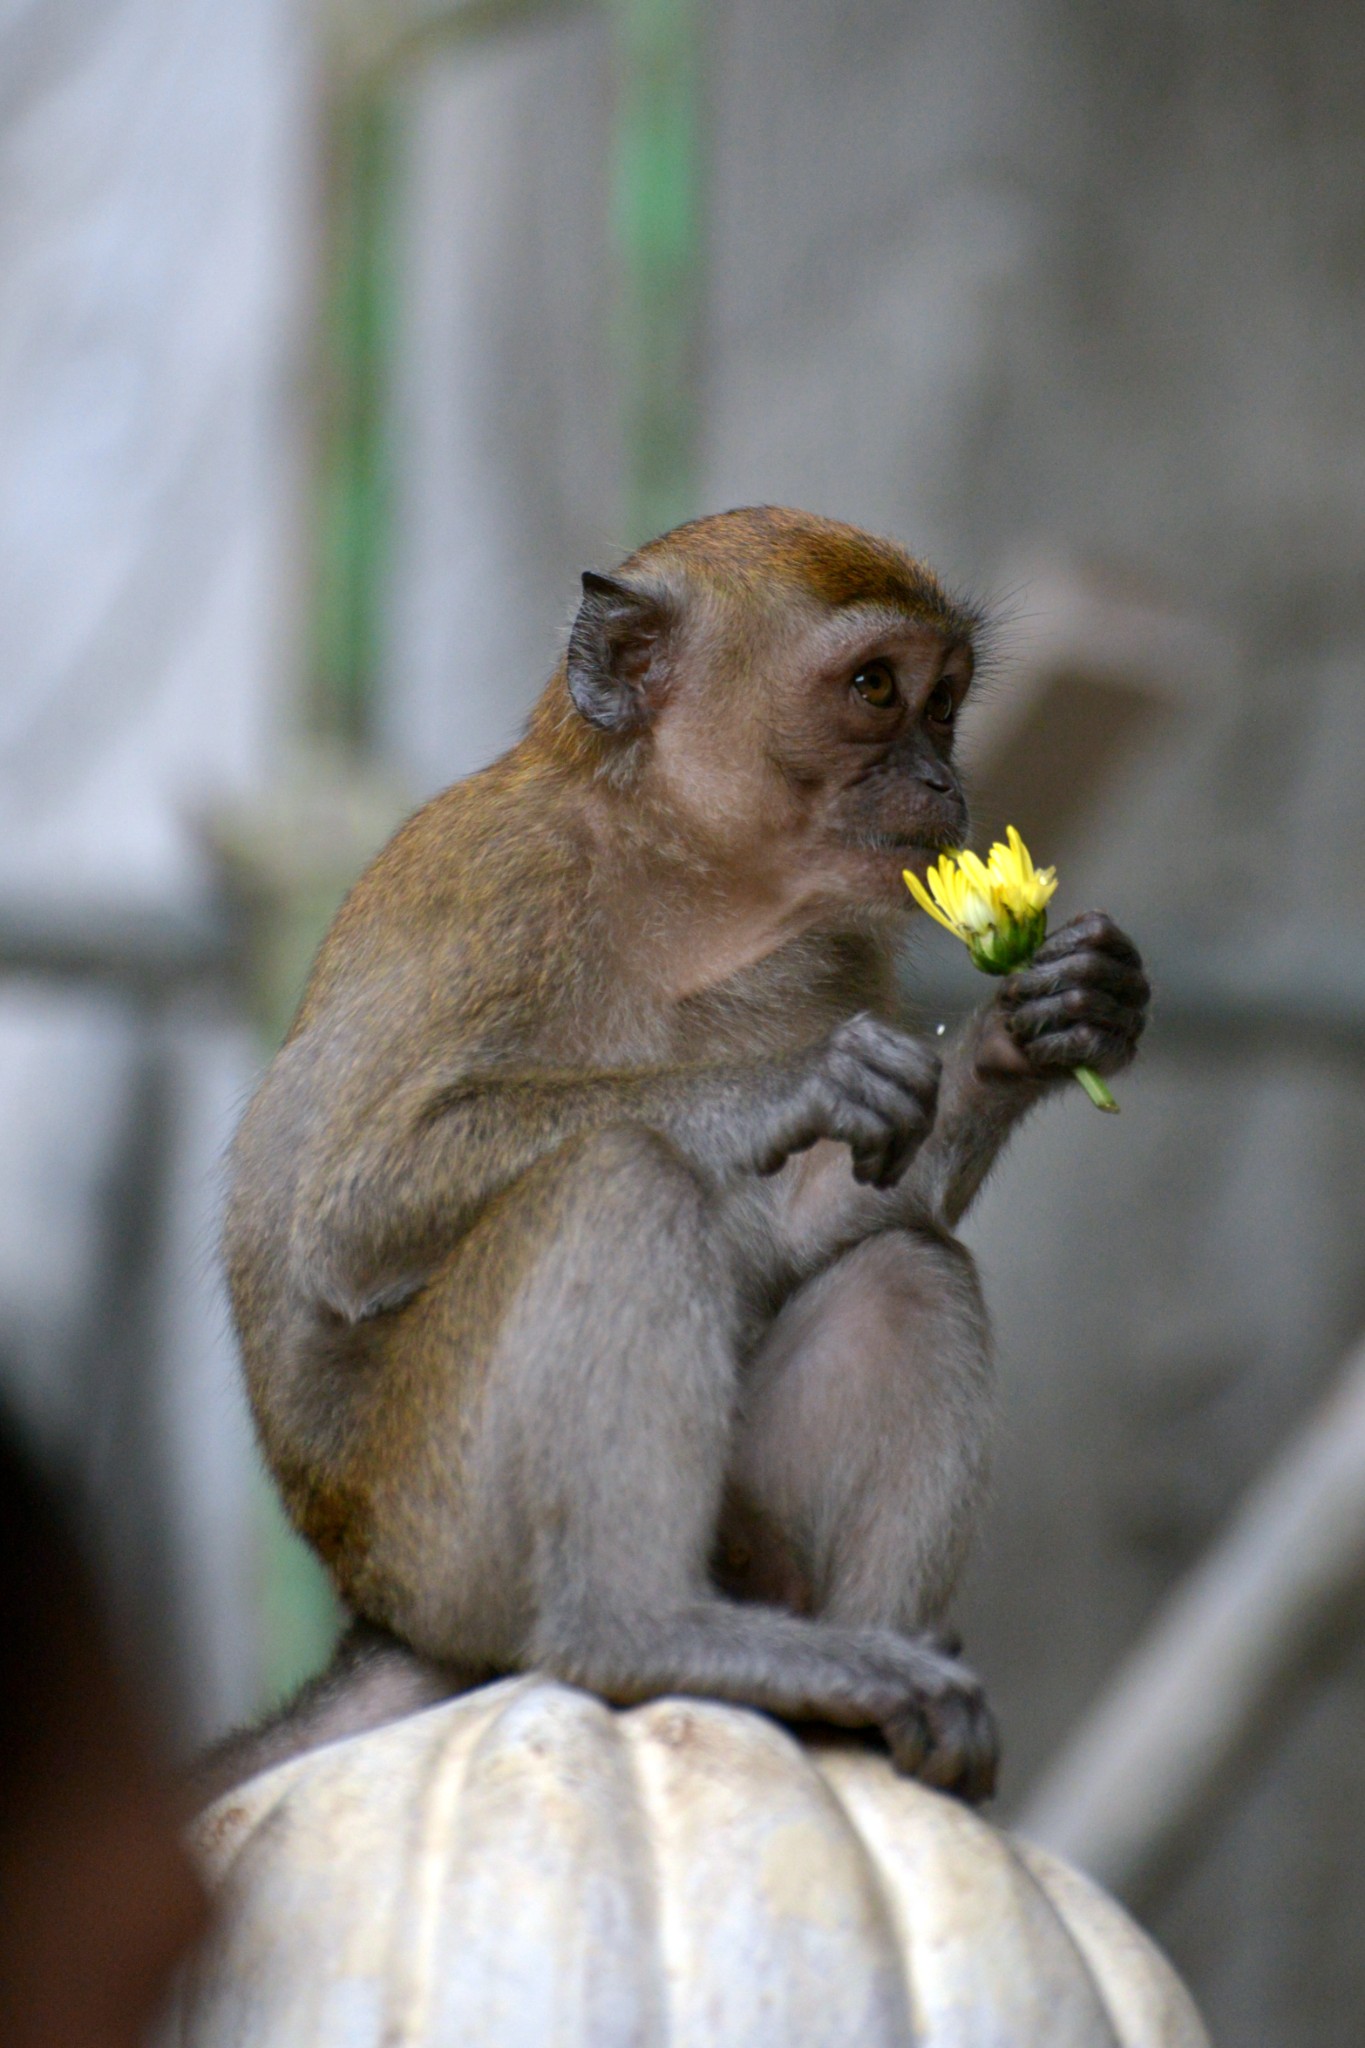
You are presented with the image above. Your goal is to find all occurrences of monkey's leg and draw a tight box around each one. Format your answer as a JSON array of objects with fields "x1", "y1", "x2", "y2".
[
  {"x1": 349, "y1": 1126, "x2": 991, "y2": 1789},
  {"x1": 724, "y1": 1227, "x2": 994, "y2": 1642}
]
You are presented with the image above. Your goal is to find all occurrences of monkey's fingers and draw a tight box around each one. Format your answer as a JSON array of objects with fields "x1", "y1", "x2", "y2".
[
  {"x1": 884, "y1": 1701, "x2": 932, "y2": 1777},
  {"x1": 849, "y1": 1116, "x2": 931, "y2": 1190},
  {"x1": 1029, "y1": 910, "x2": 1143, "y2": 971},
  {"x1": 848, "y1": 1123, "x2": 908, "y2": 1189},
  {"x1": 876, "y1": 1128, "x2": 931, "y2": 1190},
  {"x1": 1000, "y1": 951, "x2": 1149, "y2": 1013},
  {"x1": 1006, "y1": 989, "x2": 1146, "y2": 1049},
  {"x1": 784, "y1": 1084, "x2": 898, "y2": 1188},
  {"x1": 915, "y1": 1686, "x2": 999, "y2": 1805},
  {"x1": 883, "y1": 1682, "x2": 998, "y2": 1806},
  {"x1": 753, "y1": 1075, "x2": 889, "y2": 1179},
  {"x1": 767, "y1": 1014, "x2": 940, "y2": 1186},
  {"x1": 1009, "y1": 1019, "x2": 1141, "y2": 1077},
  {"x1": 831, "y1": 1013, "x2": 943, "y2": 1093},
  {"x1": 827, "y1": 1058, "x2": 939, "y2": 1188}
]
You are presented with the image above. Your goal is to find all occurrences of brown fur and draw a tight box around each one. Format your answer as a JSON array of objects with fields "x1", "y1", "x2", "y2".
[{"x1": 222, "y1": 507, "x2": 1147, "y2": 1802}]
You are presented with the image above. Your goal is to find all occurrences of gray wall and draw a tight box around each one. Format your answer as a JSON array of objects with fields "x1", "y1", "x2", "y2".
[{"x1": 0, "y1": 0, "x2": 314, "y2": 1737}]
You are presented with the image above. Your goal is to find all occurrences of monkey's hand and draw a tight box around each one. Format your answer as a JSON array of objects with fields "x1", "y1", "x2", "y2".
[
  {"x1": 976, "y1": 911, "x2": 1149, "y2": 1083},
  {"x1": 753, "y1": 1014, "x2": 941, "y2": 1189}
]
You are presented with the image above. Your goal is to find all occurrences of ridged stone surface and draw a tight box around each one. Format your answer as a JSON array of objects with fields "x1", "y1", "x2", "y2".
[{"x1": 172, "y1": 1678, "x2": 1209, "y2": 2048}]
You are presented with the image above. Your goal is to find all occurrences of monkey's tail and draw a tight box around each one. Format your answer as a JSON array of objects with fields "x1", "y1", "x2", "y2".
[{"x1": 189, "y1": 1620, "x2": 478, "y2": 1808}]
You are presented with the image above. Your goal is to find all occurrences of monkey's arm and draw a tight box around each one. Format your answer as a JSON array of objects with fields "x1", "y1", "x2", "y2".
[
  {"x1": 772, "y1": 912, "x2": 1147, "y2": 1259},
  {"x1": 293, "y1": 1014, "x2": 939, "y2": 1320},
  {"x1": 890, "y1": 1003, "x2": 1048, "y2": 1228},
  {"x1": 899, "y1": 910, "x2": 1149, "y2": 1227}
]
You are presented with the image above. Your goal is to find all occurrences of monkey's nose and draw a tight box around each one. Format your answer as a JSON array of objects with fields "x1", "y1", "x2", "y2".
[{"x1": 916, "y1": 761, "x2": 955, "y2": 795}]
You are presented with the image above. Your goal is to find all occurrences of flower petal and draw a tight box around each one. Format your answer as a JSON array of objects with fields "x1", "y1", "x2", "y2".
[{"x1": 903, "y1": 867, "x2": 962, "y2": 936}]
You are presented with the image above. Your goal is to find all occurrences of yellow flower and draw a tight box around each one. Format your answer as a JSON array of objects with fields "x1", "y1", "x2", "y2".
[
  {"x1": 904, "y1": 827, "x2": 1058, "y2": 974},
  {"x1": 903, "y1": 827, "x2": 1118, "y2": 1111}
]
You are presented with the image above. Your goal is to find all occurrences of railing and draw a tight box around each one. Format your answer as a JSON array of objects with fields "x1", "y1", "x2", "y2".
[{"x1": 1019, "y1": 1333, "x2": 1365, "y2": 1906}]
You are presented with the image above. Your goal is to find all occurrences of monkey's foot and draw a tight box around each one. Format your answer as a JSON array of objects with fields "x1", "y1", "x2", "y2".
[{"x1": 879, "y1": 1636, "x2": 998, "y2": 1805}]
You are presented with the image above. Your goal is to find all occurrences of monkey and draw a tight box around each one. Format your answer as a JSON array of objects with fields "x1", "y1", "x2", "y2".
[{"x1": 221, "y1": 506, "x2": 1148, "y2": 1805}]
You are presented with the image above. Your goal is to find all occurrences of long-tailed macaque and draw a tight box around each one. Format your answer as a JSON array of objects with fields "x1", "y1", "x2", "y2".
[{"x1": 223, "y1": 507, "x2": 1148, "y2": 1802}]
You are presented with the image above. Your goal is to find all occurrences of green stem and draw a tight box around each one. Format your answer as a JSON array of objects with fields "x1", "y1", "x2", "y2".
[{"x1": 1074, "y1": 1064, "x2": 1119, "y2": 1113}]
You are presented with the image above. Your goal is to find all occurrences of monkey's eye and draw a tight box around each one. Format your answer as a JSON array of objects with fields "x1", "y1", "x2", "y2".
[
  {"x1": 851, "y1": 662, "x2": 899, "y2": 710},
  {"x1": 925, "y1": 681, "x2": 957, "y2": 727}
]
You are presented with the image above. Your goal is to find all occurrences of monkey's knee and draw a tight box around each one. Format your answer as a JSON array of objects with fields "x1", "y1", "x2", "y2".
[
  {"x1": 747, "y1": 1225, "x2": 988, "y2": 1409},
  {"x1": 847, "y1": 1225, "x2": 987, "y2": 1337},
  {"x1": 857, "y1": 1224, "x2": 949, "y2": 1279}
]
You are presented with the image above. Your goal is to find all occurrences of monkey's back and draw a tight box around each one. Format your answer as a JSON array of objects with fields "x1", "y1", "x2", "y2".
[{"x1": 225, "y1": 750, "x2": 606, "y2": 1393}]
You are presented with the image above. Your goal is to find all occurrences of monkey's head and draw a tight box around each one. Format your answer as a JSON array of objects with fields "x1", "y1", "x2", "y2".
[{"x1": 554, "y1": 506, "x2": 979, "y2": 925}]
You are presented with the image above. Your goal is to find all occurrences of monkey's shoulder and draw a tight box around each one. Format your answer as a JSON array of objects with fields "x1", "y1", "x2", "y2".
[
  {"x1": 294, "y1": 767, "x2": 603, "y2": 1027},
  {"x1": 360, "y1": 764, "x2": 591, "y2": 920}
]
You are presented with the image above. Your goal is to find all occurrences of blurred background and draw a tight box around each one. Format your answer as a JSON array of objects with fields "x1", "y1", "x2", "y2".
[{"x1": 1, "y1": 1, "x2": 1362, "y2": 2040}]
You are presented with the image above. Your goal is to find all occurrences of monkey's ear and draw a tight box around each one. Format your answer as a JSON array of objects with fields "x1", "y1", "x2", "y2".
[{"x1": 566, "y1": 570, "x2": 673, "y2": 732}]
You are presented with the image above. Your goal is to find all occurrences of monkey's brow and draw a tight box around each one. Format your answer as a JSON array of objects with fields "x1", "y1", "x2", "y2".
[{"x1": 834, "y1": 599, "x2": 976, "y2": 644}]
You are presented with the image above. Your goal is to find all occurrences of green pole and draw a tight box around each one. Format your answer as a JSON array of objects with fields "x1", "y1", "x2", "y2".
[
  {"x1": 610, "y1": 0, "x2": 706, "y2": 544},
  {"x1": 311, "y1": 86, "x2": 399, "y2": 751}
]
